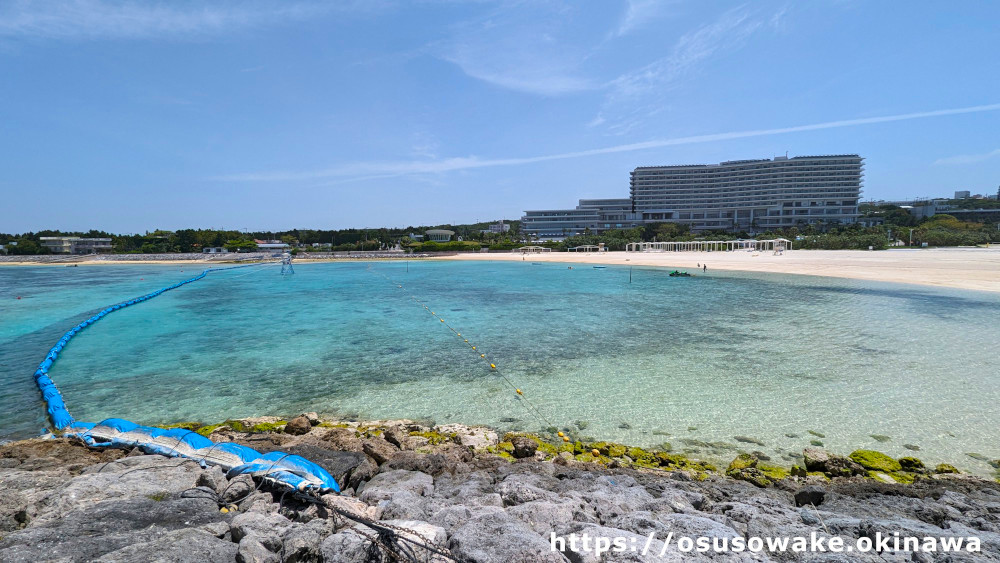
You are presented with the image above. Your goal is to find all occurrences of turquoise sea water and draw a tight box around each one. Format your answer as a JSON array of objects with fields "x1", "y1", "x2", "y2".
[{"x1": 2, "y1": 261, "x2": 998, "y2": 474}]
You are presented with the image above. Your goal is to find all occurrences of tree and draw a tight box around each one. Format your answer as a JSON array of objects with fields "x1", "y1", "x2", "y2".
[
  {"x1": 6, "y1": 239, "x2": 48, "y2": 255},
  {"x1": 224, "y1": 239, "x2": 258, "y2": 252}
]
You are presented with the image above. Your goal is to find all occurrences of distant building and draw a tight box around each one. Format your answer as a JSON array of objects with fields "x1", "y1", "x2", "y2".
[
  {"x1": 955, "y1": 190, "x2": 971, "y2": 199},
  {"x1": 857, "y1": 216, "x2": 885, "y2": 227},
  {"x1": 202, "y1": 247, "x2": 229, "y2": 254},
  {"x1": 522, "y1": 154, "x2": 864, "y2": 239},
  {"x1": 257, "y1": 243, "x2": 290, "y2": 251},
  {"x1": 486, "y1": 221, "x2": 511, "y2": 233},
  {"x1": 910, "y1": 202, "x2": 1000, "y2": 222},
  {"x1": 425, "y1": 229, "x2": 454, "y2": 242},
  {"x1": 39, "y1": 237, "x2": 113, "y2": 254},
  {"x1": 521, "y1": 199, "x2": 637, "y2": 241},
  {"x1": 629, "y1": 155, "x2": 863, "y2": 231},
  {"x1": 253, "y1": 239, "x2": 290, "y2": 252}
]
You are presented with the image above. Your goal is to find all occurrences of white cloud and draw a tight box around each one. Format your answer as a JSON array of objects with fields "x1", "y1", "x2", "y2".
[
  {"x1": 933, "y1": 148, "x2": 1000, "y2": 166},
  {"x1": 218, "y1": 103, "x2": 1000, "y2": 183},
  {"x1": 441, "y1": 47, "x2": 598, "y2": 95},
  {"x1": 433, "y1": 2, "x2": 600, "y2": 96},
  {"x1": 608, "y1": 5, "x2": 761, "y2": 104},
  {"x1": 612, "y1": 0, "x2": 672, "y2": 38},
  {"x1": 0, "y1": 0, "x2": 360, "y2": 41}
]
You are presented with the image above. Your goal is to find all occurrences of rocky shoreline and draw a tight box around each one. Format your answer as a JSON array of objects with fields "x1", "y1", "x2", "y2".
[{"x1": 2, "y1": 416, "x2": 999, "y2": 562}]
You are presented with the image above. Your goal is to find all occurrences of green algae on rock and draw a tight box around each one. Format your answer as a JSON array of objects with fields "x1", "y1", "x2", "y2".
[
  {"x1": 725, "y1": 454, "x2": 771, "y2": 488},
  {"x1": 898, "y1": 457, "x2": 925, "y2": 472},
  {"x1": 849, "y1": 450, "x2": 902, "y2": 473}
]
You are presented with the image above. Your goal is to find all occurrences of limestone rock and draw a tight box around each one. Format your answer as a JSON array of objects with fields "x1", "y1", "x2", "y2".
[
  {"x1": 802, "y1": 447, "x2": 832, "y2": 472},
  {"x1": 281, "y1": 524, "x2": 323, "y2": 563},
  {"x1": 362, "y1": 437, "x2": 397, "y2": 465},
  {"x1": 284, "y1": 416, "x2": 312, "y2": 436},
  {"x1": 321, "y1": 428, "x2": 363, "y2": 453},
  {"x1": 237, "y1": 537, "x2": 281, "y2": 563},
  {"x1": 93, "y1": 528, "x2": 238, "y2": 562},
  {"x1": 450, "y1": 512, "x2": 565, "y2": 563},
  {"x1": 230, "y1": 511, "x2": 291, "y2": 551},
  {"x1": 383, "y1": 426, "x2": 408, "y2": 449},
  {"x1": 359, "y1": 470, "x2": 433, "y2": 503},
  {"x1": 510, "y1": 436, "x2": 538, "y2": 459},
  {"x1": 794, "y1": 485, "x2": 826, "y2": 507}
]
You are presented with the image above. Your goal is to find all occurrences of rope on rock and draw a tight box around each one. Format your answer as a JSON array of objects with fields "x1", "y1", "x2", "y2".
[{"x1": 291, "y1": 491, "x2": 464, "y2": 563}]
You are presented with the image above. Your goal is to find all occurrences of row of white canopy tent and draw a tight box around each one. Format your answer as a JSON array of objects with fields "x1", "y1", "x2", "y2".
[{"x1": 625, "y1": 239, "x2": 791, "y2": 252}]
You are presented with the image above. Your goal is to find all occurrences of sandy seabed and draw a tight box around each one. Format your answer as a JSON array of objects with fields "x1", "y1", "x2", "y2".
[{"x1": 442, "y1": 247, "x2": 1000, "y2": 293}]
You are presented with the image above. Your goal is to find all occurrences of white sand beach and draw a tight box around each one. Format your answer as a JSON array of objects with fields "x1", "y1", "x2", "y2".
[{"x1": 444, "y1": 247, "x2": 1000, "y2": 293}]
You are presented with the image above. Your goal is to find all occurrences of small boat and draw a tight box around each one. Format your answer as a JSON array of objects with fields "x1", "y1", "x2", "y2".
[{"x1": 669, "y1": 270, "x2": 691, "y2": 277}]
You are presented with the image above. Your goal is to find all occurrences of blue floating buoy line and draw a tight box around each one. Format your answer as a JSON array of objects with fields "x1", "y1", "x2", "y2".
[{"x1": 31, "y1": 262, "x2": 340, "y2": 494}]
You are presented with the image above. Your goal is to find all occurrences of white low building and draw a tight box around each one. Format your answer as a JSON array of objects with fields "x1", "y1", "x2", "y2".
[{"x1": 39, "y1": 237, "x2": 113, "y2": 254}]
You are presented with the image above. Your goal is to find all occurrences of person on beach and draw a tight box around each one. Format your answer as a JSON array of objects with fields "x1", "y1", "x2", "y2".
[{"x1": 703, "y1": 264, "x2": 707, "y2": 272}]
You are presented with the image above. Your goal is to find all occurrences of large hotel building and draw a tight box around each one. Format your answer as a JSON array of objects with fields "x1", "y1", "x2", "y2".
[{"x1": 521, "y1": 154, "x2": 863, "y2": 240}]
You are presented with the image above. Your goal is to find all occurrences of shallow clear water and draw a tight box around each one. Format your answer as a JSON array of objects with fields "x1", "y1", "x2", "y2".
[{"x1": 2, "y1": 261, "x2": 998, "y2": 474}]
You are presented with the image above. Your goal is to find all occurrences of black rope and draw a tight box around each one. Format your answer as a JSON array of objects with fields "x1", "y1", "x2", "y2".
[
  {"x1": 290, "y1": 491, "x2": 463, "y2": 563},
  {"x1": 116, "y1": 458, "x2": 201, "y2": 478}
]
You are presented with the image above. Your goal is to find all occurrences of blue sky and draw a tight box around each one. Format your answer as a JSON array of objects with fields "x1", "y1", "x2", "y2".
[{"x1": 1, "y1": 0, "x2": 998, "y2": 233}]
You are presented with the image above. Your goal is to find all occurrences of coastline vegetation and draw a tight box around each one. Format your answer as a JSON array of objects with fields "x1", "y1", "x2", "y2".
[{"x1": 4, "y1": 202, "x2": 997, "y2": 255}]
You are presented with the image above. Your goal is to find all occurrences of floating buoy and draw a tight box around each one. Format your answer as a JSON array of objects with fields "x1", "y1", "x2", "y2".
[
  {"x1": 515, "y1": 388, "x2": 522, "y2": 395},
  {"x1": 591, "y1": 449, "x2": 600, "y2": 457},
  {"x1": 562, "y1": 436, "x2": 570, "y2": 442},
  {"x1": 220, "y1": 507, "x2": 229, "y2": 514},
  {"x1": 464, "y1": 339, "x2": 468, "y2": 342},
  {"x1": 480, "y1": 354, "x2": 485, "y2": 358},
  {"x1": 440, "y1": 318, "x2": 444, "y2": 322},
  {"x1": 16, "y1": 296, "x2": 21, "y2": 300},
  {"x1": 472, "y1": 346, "x2": 476, "y2": 350},
  {"x1": 490, "y1": 363, "x2": 496, "y2": 369},
  {"x1": 557, "y1": 431, "x2": 564, "y2": 437}
]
